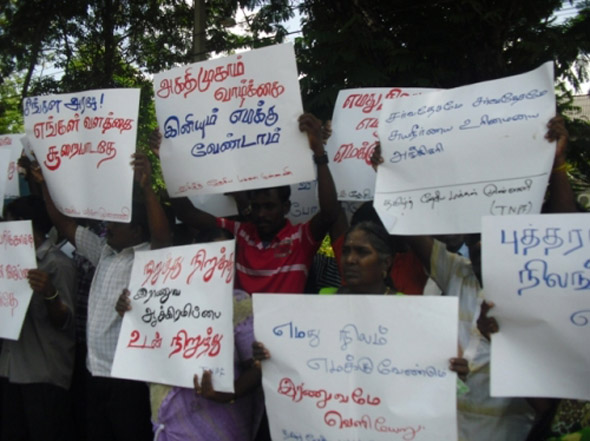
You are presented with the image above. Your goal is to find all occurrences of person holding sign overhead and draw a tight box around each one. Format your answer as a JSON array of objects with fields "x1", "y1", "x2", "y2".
[
  {"x1": 375, "y1": 115, "x2": 576, "y2": 441},
  {"x1": 29, "y1": 152, "x2": 171, "y2": 441},
  {"x1": 168, "y1": 113, "x2": 341, "y2": 296},
  {"x1": 0, "y1": 195, "x2": 77, "y2": 441}
]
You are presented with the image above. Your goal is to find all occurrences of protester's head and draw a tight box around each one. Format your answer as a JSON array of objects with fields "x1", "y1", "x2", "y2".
[
  {"x1": 4, "y1": 195, "x2": 53, "y2": 242},
  {"x1": 247, "y1": 186, "x2": 291, "y2": 241},
  {"x1": 340, "y1": 221, "x2": 395, "y2": 294},
  {"x1": 105, "y1": 202, "x2": 149, "y2": 251},
  {"x1": 351, "y1": 201, "x2": 407, "y2": 253}
]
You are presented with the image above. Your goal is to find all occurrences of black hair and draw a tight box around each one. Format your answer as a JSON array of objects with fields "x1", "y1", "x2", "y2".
[
  {"x1": 247, "y1": 185, "x2": 291, "y2": 203},
  {"x1": 4, "y1": 195, "x2": 53, "y2": 235},
  {"x1": 350, "y1": 201, "x2": 407, "y2": 253},
  {"x1": 194, "y1": 226, "x2": 234, "y2": 243}
]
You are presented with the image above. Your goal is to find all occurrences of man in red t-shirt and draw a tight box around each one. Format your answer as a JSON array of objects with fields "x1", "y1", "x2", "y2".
[{"x1": 171, "y1": 113, "x2": 340, "y2": 295}]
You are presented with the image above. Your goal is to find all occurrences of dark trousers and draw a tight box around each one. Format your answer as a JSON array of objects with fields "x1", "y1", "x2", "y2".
[
  {"x1": 71, "y1": 343, "x2": 90, "y2": 441},
  {"x1": 86, "y1": 376, "x2": 152, "y2": 441},
  {"x1": 1, "y1": 379, "x2": 74, "y2": 441}
]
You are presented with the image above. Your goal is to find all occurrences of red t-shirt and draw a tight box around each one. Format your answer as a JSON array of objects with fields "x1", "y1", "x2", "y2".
[
  {"x1": 217, "y1": 218, "x2": 321, "y2": 294},
  {"x1": 332, "y1": 234, "x2": 427, "y2": 295}
]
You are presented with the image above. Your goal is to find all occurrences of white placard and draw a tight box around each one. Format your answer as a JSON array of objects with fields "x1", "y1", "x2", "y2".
[
  {"x1": 155, "y1": 43, "x2": 315, "y2": 197},
  {"x1": 112, "y1": 240, "x2": 236, "y2": 391},
  {"x1": 254, "y1": 294, "x2": 459, "y2": 441},
  {"x1": 188, "y1": 194, "x2": 238, "y2": 218},
  {"x1": 0, "y1": 221, "x2": 36, "y2": 340},
  {"x1": 482, "y1": 213, "x2": 590, "y2": 400},
  {"x1": 288, "y1": 180, "x2": 318, "y2": 224},
  {"x1": 0, "y1": 134, "x2": 24, "y2": 198},
  {"x1": 23, "y1": 89, "x2": 140, "y2": 222},
  {"x1": 326, "y1": 88, "x2": 435, "y2": 202},
  {"x1": 375, "y1": 62, "x2": 556, "y2": 235}
]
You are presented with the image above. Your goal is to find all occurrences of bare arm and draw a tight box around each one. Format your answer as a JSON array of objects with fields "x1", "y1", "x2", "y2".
[
  {"x1": 170, "y1": 197, "x2": 218, "y2": 230},
  {"x1": 404, "y1": 236, "x2": 434, "y2": 274},
  {"x1": 132, "y1": 152, "x2": 172, "y2": 250},
  {"x1": 194, "y1": 362, "x2": 261, "y2": 403},
  {"x1": 30, "y1": 165, "x2": 78, "y2": 247},
  {"x1": 369, "y1": 143, "x2": 434, "y2": 271},
  {"x1": 301, "y1": 113, "x2": 340, "y2": 241},
  {"x1": 27, "y1": 268, "x2": 73, "y2": 329}
]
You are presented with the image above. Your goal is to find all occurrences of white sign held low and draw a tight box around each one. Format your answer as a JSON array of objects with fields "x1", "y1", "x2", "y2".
[
  {"x1": 112, "y1": 240, "x2": 236, "y2": 391},
  {"x1": 482, "y1": 213, "x2": 590, "y2": 401},
  {"x1": 0, "y1": 221, "x2": 36, "y2": 340},
  {"x1": 254, "y1": 294, "x2": 459, "y2": 441}
]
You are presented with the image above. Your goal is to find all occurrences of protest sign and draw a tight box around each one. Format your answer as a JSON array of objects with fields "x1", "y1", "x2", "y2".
[
  {"x1": 0, "y1": 134, "x2": 24, "y2": 198},
  {"x1": 154, "y1": 43, "x2": 315, "y2": 197},
  {"x1": 112, "y1": 240, "x2": 235, "y2": 391},
  {"x1": 0, "y1": 221, "x2": 36, "y2": 340},
  {"x1": 188, "y1": 194, "x2": 238, "y2": 218},
  {"x1": 288, "y1": 180, "x2": 318, "y2": 224},
  {"x1": 23, "y1": 88, "x2": 140, "y2": 222},
  {"x1": 253, "y1": 294, "x2": 459, "y2": 441},
  {"x1": 326, "y1": 88, "x2": 434, "y2": 202},
  {"x1": 20, "y1": 136, "x2": 34, "y2": 160},
  {"x1": 374, "y1": 62, "x2": 556, "y2": 234},
  {"x1": 482, "y1": 213, "x2": 590, "y2": 400}
]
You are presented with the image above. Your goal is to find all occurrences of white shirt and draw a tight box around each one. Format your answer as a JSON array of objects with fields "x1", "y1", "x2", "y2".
[
  {"x1": 75, "y1": 226, "x2": 149, "y2": 377},
  {"x1": 430, "y1": 239, "x2": 535, "y2": 441}
]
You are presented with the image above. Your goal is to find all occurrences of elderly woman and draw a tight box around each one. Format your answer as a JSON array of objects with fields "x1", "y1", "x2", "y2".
[{"x1": 254, "y1": 220, "x2": 469, "y2": 378}]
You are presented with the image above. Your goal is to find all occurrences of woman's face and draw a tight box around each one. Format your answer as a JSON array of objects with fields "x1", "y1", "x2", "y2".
[{"x1": 341, "y1": 229, "x2": 389, "y2": 294}]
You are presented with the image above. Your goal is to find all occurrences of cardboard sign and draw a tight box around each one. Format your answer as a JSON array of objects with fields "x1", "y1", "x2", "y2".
[
  {"x1": 254, "y1": 294, "x2": 459, "y2": 441},
  {"x1": 23, "y1": 89, "x2": 140, "y2": 222},
  {"x1": 483, "y1": 213, "x2": 590, "y2": 401},
  {"x1": 326, "y1": 88, "x2": 435, "y2": 202},
  {"x1": 154, "y1": 43, "x2": 315, "y2": 197},
  {"x1": 375, "y1": 62, "x2": 556, "y2": 234},
  {"x1": 0, "y1": 134, "x2": 24, "y2": 198},
  {"x1": 112, "y1": 240, "x2": 236, "y2": 391},
  {"x1": 0, "y1": 221, "x2": 36, "y2": 340}
]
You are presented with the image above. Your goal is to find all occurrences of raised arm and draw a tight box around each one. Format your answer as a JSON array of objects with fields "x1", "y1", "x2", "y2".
[
  {"x1": 404, "y1": 235, "x2": 434, "y2": 274},
  {"x1": 30, "y1": 164, "x2": 78, "y2": 247},
  {"x1": 131, "y1": 152, "x2": 172, "y2": 250},
  {"x1": 300, "y1": 113, "x2": 340, "y2": 241},
  {"x1": 170, "y1": 197, "x2": 218, "y2": 230},
  {"x1": 544, "y1": 115, "x2": 577, "y2": 214},
  {"x1": 150, "y1": 127, "x2": 218, "y2": 230},
  {"x1": 369, "y1": 142, "x2": 434, "y2": 271}
]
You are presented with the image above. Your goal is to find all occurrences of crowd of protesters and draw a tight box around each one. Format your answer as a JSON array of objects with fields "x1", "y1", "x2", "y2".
[{"x1": 0, "y1": 109, "x2": 587, "y2": 441}]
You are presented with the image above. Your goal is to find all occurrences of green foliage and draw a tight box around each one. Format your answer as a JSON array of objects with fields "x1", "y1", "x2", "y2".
[
  {"x1": 296, "y1": 0, "x2": 590, "y2": 120},
  {"x1": 0, "y1": 0, "x2": 295, "y2": 190},
  {"x1": 1, "y1": 0, "x2": 589, "y2": 190},
  {"x1": 0, "y1": 74, "x2": 24, "y2": 133}
]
